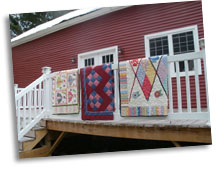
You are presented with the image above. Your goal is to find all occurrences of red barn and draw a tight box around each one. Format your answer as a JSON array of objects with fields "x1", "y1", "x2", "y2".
[{"x1": 11, "y1": 0, "x2": 207, "y2": 109}]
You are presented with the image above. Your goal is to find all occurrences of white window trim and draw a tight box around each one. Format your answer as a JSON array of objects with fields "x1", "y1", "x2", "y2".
[{"x1": 144, "y1": 25, "x2": 202, "y2": 77}]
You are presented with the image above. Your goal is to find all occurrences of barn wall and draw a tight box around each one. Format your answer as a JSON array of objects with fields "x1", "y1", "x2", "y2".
[{"x1": 12, "y1": 0, "x2": 206, "y2": 108}]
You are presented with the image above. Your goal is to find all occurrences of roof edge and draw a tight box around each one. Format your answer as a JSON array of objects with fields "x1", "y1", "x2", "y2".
[{"x1": 11, "y1": 6, "x2": 129, "y2": 48}]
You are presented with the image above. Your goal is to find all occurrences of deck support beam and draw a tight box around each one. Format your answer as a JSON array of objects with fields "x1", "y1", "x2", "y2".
[
  {"x1": 46, "y1": 120, "x2": 212, "y2": 144},
  {"x1": 47, "y1": 131, "x2": 66, "y2": 156},
  {"x1": 171, "y1": 141, "x2": 181, "y2": 147}
]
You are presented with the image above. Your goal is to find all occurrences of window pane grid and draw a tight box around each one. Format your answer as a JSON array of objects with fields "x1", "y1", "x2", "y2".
[
  {"x1": 149, "y1": 36, "x2": 169, "y2": 56},
  {"x1": 172, "y1": 31, "x2": 194, "y2": 55}
]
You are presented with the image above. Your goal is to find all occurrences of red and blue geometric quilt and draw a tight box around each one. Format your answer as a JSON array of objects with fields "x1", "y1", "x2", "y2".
[{"x1": 80, "y1": 64, "x2": 114, "y2": 120}]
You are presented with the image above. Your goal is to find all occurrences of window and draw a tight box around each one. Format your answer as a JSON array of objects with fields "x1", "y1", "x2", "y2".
[
  {"x1": 172, "y1": 31, "x2": 195, "y2": 54},
  {"x1": 149, "y1": 36, "x2": 169, "y2": 56},
  {"x1": 144, "y1": 25, "x2": 201, "y2": 77}
]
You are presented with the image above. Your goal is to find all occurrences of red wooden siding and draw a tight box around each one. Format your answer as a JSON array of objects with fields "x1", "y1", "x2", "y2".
[{"x1": 12, "y1": 1, "x2": 206, "y2": 108}]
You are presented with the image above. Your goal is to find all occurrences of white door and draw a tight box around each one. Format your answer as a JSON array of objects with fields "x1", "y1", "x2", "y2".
[{"x1": 77, "y1": 46, "x2": 121, "y2": 119}]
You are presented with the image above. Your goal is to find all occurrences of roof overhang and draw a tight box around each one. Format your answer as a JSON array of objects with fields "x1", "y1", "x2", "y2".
[{"x1": 11, "y1": 6, "x2": 129, "y2": 48}]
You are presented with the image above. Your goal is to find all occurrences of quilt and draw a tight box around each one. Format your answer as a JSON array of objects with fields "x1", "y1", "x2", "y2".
[
  {"x1": 52, "y1": 69, "x2": 79, "y2": 114},
  {"x1": 119, "y1": 56, "x2": 168, "y2": 116},
  {"x1": 80, "y1": 64, "x2": 114, "y2": 120}
]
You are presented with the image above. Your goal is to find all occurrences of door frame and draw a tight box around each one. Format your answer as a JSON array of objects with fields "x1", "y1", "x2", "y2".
[
  {"x1": 77, "y1": 45, "x2": 121, "y2": 119},
  {"x1": 77, "y1": 46, "x2": 119, "y2": 68}
]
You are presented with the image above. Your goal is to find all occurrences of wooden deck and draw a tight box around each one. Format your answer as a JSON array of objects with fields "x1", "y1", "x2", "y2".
[{"x1": 46, "y1": 115, "x2": 211, "y2": 143}]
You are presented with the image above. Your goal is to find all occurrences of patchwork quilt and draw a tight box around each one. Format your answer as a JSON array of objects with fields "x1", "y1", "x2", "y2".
[
  {"x1": 52, "y1": 69, "x2": 79, "y2": 114},
  {"x1": 80, "y1": 64, "x2": 114, "y2": 120},
  {"x1": 119, "y1": 56, "x2": 168, "y2": 116}
]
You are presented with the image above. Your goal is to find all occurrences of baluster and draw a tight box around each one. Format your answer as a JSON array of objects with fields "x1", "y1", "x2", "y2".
[
  {"x1": 39, "y1": 82, "x2": 42, "y2": 113},
  {"x1": 194, "y1": 58, "x2": 201, "y2": 112},
  {"x1": 175, "y1": 61, "x2": 182, "y2": 113},
  {"x1": 14, "y1": 84, "x2": 18, "y2": 111},
  {"x1": 184, "y1": 60, "x2": 192, "y2": 113},
  {"x1": 28, "y1": 91, "x2": 32, "y2": 122},
  {"x1": 168, "y1": 62, "x2": 173, "y2": 114},
  {"x1": 23, "y1": 95, "x2": 26, "y2": 129},
  {"x1": 17, "y1": 99, "x2": 21, "y2": 133},
  {"x1": 43, "y1": 79, "x2": 46, "y2": 110},
  {"x1": 31, "y1": 90, "x2": 33, "y2": 114},
  {"x1": 202, "y1": 52, "x2": 209, "y2": 111},
  {"x1": 32, "y1": 89, "x2": 35, "y2": 118},
  {"x1": 34, "y1": 87, "x2": 37, "y2": 117}
]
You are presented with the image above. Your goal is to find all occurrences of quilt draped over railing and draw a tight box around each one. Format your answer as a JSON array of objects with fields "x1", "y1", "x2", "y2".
[
  {"x1": 119, "y1": 56, "x2": 168, "y2": 116},
  {"x1": 80, "y1": 64, "x2": 115, "y2": 120},
  {"x1": 52, "y1": 69, "x2": 79, "y2": 114}
]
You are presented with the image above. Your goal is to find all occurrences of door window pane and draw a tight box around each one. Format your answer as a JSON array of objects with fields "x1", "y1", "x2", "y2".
[
  {"x1": 102, "y1": 54, "x2": 114, "y2": 64},
  {"x1": 84, "y1": 58, "x2": 94, "y2": 67},
  {"x1": 102, "y1": 56, "x2": 106, "y2": 63},
  {"x1": 106, "y1": 55, "x2": 110, "y2": 63},
  {"x1": 110, "y1": 54, "x2": 113, "y2": 63}
]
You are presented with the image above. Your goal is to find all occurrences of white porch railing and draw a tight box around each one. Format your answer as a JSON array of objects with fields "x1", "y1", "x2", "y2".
[
  {"x1": 167, "y1": 50, "x2": 209, "y2": 119},
  {"x1": 15, "y1": 67, "x2": 51, "y2": 141},
  {"x1": 14, "y1": 50, "x2": 210, "y2": 141}
]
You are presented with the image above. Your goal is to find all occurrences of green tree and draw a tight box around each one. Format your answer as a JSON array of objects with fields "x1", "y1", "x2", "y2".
[{"x1": 9, "y1": 10, "x2": 72, "y2": 39}]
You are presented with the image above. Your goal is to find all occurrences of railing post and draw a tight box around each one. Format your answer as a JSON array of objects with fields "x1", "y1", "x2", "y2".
[
  {"x1": 14, "y1": 84, "x2": 18, "y2": 95},
  {"x1": 112, "y1": 64, "x2": 121, "y2": 120},
  {"x1": 42, "y1": 66, "x2": 52, "y2": 118},
  {"x1": 168, "y1": 62, "x2": 173, "y2": 114},
  {"x1": 14, "y1": 84, "x2": 18, "y2": 110}
]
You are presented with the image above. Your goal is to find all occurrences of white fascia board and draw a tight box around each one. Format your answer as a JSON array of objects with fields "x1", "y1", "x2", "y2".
[
  {"x1": 11, "y1": 8, "x2": 99, "y2": 43},
  {"x1": 11, "y1": 6, "x2": 129, "y2": 48}
]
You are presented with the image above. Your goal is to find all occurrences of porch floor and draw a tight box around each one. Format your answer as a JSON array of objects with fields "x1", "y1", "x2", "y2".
[{"x1": 45, "y1": 114, "x2": 211, "y2": 144}]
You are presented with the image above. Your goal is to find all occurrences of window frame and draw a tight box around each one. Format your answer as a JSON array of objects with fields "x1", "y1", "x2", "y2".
[{"x1": 144, "y1": 25, "x2": 202, "y2": 77}]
